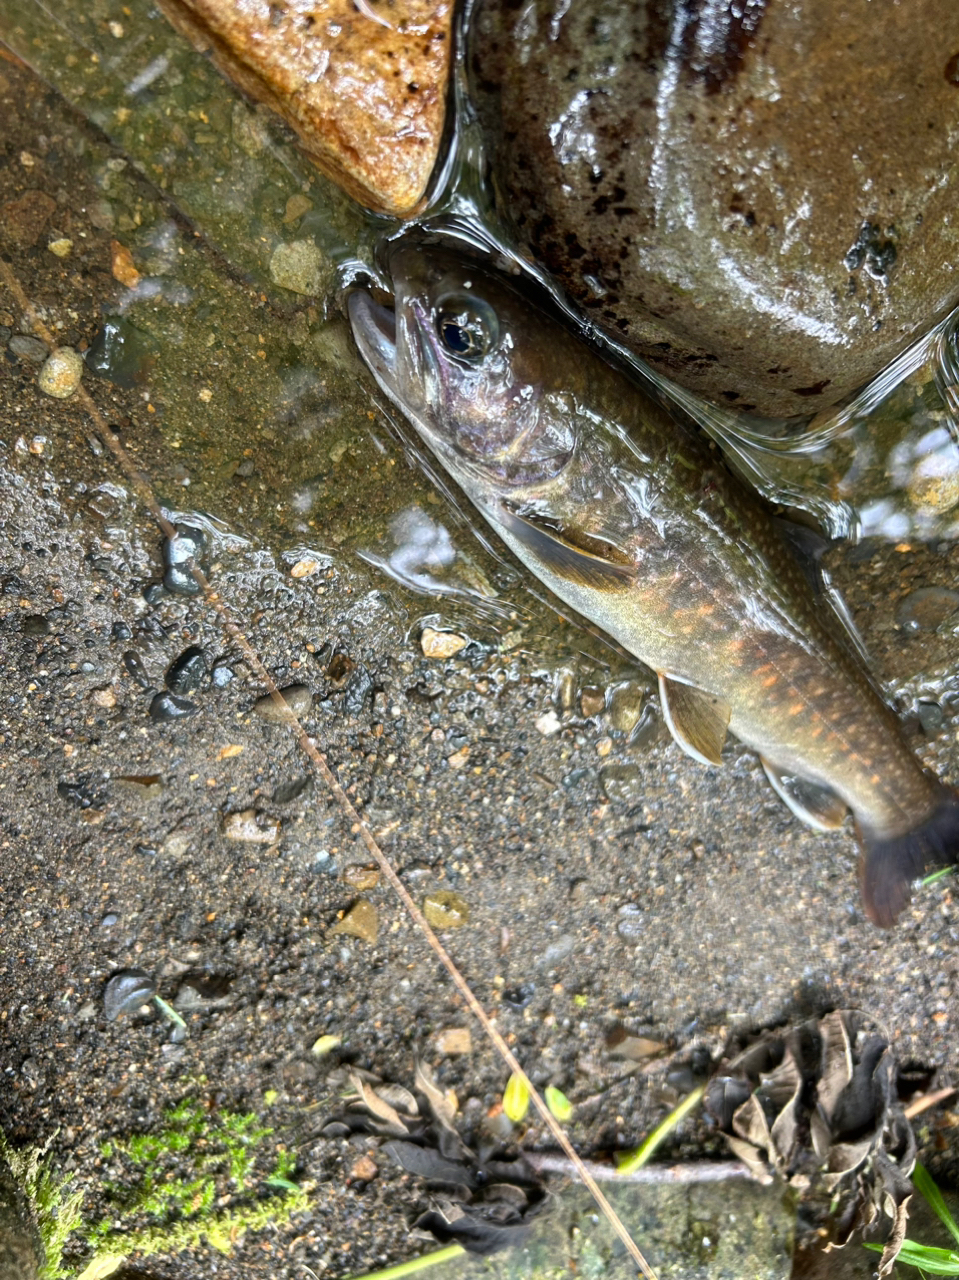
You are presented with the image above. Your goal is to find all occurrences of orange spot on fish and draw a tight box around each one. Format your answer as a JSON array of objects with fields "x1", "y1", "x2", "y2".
[
  {"x1": 754, "y1": 663, "x2": 774, "y2": 675},
  {"x1": 789, "y1": 703, "x2": 805, "y2": 715},
  {"x1": 762, "y1": 675, "x2": 778, "y2": 688},
  {"x1": 871, "y1": 774, "x2": 881, "y2": 785}
]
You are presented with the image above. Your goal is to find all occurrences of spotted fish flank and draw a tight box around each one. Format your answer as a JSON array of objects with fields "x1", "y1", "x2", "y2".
[{"x1": 349, "y1": 236, "x2": 959, "y2": 928}]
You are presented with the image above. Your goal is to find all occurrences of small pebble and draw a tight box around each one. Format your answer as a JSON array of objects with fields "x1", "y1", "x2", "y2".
[
  {"x1": 541, "y1": 935, "x2": 576, "y2": 966},
  {"x1": 421, "y1": 627, "x2": 468, "y2": 659},
  {"x1": 162, "y1": 525, "x2": 206, "y2": 596},
  {"x1": 601, "y1": 763, "x2": 645, "y2": 807},
  {"x1": 100, "y1": 913, "x2": 118, "y2": 928},
  {"x1": 48, "y1": 237, "x2": 73, "y2": 258},
  {"x1": 38, "y1": 347, "x2": 84, "y2": 398},
  {"x1": 343, "y1": 665, "x2": 374, "y2": 717},
  {"x1": 163, "y1": 565, "x2": 201, "y2": 596},
  {"x1": 123, "y1": 649, "x2": 152, "y2": 688},
  {"x1": 535, "y1": 709, "x2": 562, "y2": 736},
  {"x1": 331, "y1": 898, "x2": 379, "y2": 944},
  {"x1": 615, "y1": 903, "x2": 644, "y2": 942},
  {"x1": 342, "y1": 862, "x2": 380, "y2": 891},
  {"x1": 608, "y1": 681, "x2": 646, "y2": 734},
  {"x1": 350, "y1": 1155, "x2": 378, "y2": 1182},
  {"x1": 164, "y1": 530, "x2": 206, "y2": 571},
  {"x1": 104, "y1": 969, "x2": 157, "y2": 1021},
  {"x1": 9, "y1": 334, "x2": 48, "y2": 363},
  {"x1": 149, "y1": 692, "x2": 199, "y2": 722},
  {"x1": 253, "y1": 683, "x2": 312, "y2": 723},
  {"x1": 895, "y1": 587, "x2": 959, "y2": 633},
  {"x1": 222, "y1": 808, "x2": 281, "y2": 843},
  {"x1": 423, "y1": 890, "x2": 470, "y2": 929},
  {"x1": 283, "y1": 193, "x2": 313, "y2": 223},
  {"x1": 580, "y1": 686, "x2": 606, "y2": 718},
  {"x1": 211, "y1": 661, "x2": 236, "y2": 688},
  {"x1": 918, "y1": 701, "x2": 945, "y2": 736},
  {"x1": 111, "y1": 620, "x2": 132, "y2": 642},
  {"x1": 165, "y1": 645, "x2": 207, "y2": 694},
  {"x1": 269, "y1": 239, "x2": 332, "y2": 296},
  {"x1": 435, "y1": 1027, "x2": 472, "y2": 1056}
]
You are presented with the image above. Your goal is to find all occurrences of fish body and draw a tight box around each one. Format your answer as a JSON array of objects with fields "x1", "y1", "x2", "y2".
[{"x1": 348, "y1": 238, "x2": 959, "y2": 926}]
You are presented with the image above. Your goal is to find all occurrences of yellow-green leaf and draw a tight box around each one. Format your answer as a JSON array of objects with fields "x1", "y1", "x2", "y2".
[
  {"x1": 76, "y1": 1256, "x2": 127, "y2": 1280},
  {"x1": 503, "y1": 1072, "x2": 530, "y2": 1123},
  {"x1": 545, "y1": 1086, "x2": 573, "y2": 1122}
]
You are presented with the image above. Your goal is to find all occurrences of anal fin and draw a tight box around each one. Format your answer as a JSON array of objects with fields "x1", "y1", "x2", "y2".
[
  {"x1": 659, "y1": 674, "x2": 730, "y2": 766},
  {"x1": 760, "y1": 757, "x2": 847, "y2": 832}
]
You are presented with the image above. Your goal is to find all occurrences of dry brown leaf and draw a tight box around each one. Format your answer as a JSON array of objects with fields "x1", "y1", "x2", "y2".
[
  {"x1": 349, "y1": 1071, "x2": 408, "y2": 1133},
  {"x1": 415, "y1": 1057, "x2": 457, "y2": 1131}
]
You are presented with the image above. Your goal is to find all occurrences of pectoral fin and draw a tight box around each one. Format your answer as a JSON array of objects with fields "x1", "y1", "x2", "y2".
[
  {"x1": 760, "y1": 757, "x2": 848, "y2": 832},
  {"x1": 498, "y1": 503, "x2": 634, "y2": 593},
  {"x1": 658, "y1": 675, "x2": 730, "y2": 766}
]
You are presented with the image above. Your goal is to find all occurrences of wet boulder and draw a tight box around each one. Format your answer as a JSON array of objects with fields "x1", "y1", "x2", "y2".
[
  {"x1": 157, "y1": 0, "x2": 454, "y2": 216},
  {"x1": 470, "y1": 0, "x2": 959, "y2": 418}
]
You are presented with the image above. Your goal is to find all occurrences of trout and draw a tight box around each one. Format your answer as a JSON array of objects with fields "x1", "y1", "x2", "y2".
[{"x1": 348, "y1": 238, "x2": 959, "y2": 927}]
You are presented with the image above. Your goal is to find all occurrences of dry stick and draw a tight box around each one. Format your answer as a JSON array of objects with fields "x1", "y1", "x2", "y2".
[
  {"x1": 903, "y1": 1086, "x2": 958, "y2": 1121},
  {"x1": 525, "y1": 1154, "x2": 755, "y2": 1185},
  {"x1": 0, "y1": 257, "x2": 660, "y2": 1280}
]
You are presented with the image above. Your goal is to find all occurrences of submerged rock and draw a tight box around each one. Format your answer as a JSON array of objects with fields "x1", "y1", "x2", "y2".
[
  {"x1": 156, "y1": 0, "x2": 454, "y2": 216},
  {"x1": 470, "y1": 0, "x2": 959, "y2": 418}
]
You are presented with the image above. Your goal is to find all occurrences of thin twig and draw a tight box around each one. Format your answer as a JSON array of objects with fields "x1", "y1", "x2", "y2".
[
  {"x1": 524, "y1": 1153, "x2": 756, "y2": 1185},
  {"x1": 0, "y1": 256, "x2": 660, "y2": 1280},
  {"x1": 903, "y1": 1086, "x2": 958, "y2": 1121}
]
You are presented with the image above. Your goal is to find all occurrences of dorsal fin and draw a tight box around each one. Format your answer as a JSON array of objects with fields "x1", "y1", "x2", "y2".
[
  {"x1": 659, "y1": 674, "x2": 730, "y2": 766},
  {"x1": 760, "y1": 757, "x2": 848, "y2": 831},
  {"x1": 497, "y1": 503, "x2": 634, "y2": 593}
]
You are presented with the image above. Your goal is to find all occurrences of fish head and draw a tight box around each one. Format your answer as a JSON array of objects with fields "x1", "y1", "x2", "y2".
[{"x1": 348, "y1": 240, "x2": 578, "y2": 488}]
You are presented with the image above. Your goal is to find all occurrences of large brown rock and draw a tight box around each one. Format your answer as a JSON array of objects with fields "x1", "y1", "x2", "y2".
[
  {"x1": 470, "y1": 0, "x2": 959, "y2": 418},
  {"x1": 158, "y1": 0, "x2": 453, "y2": 216}
]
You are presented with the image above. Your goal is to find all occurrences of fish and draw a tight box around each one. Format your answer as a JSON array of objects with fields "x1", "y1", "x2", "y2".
[{"x1": 348, "y1": 235, "x2": 959, "y2": 928}]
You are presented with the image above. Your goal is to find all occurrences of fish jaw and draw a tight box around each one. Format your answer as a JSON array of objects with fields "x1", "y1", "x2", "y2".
[{"x1": 347, "y1": 291, "x2": 397, "y2": 388}]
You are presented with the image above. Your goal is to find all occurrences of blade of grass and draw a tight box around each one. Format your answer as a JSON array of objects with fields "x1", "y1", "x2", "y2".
[
  {"x1": 615, "y1": 1085, "x2": 706, "y2": 1177},
  {"x1": 864, "y1": 1239, "x2": 959, "y2": 1275},
  {"x1": 922, "y1": 867, "x2": 955, "y2": 887},
  {"x1": 913, "y1": 1164, "x2": 959, "y2": 1249},
  {"x1": 0, "y1": 256, "x2": 660, "y2": 1280},
  {"x1": 344, "y1": 1244, "x2": 466, "y2": 1280}
]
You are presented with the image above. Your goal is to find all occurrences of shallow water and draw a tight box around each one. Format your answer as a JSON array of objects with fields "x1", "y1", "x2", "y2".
[
  {"x1": 6, "y1": 0, "x2": 959, "y2": 741},
  {"x1": 8, "y1": 0, "x2": 959, "y2": 576}
]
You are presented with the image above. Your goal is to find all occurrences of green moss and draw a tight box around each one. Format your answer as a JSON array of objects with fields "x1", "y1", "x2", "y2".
[
  {"x1": 83, "y1": 1097, "x2": 306, "y2": 1268},
  {"x1": 0, "y1": 1133, "x2": 85, "y2": 1279},
  {"x1": 3, "y1": 1096, "x2": 311, "y2": 1278}
]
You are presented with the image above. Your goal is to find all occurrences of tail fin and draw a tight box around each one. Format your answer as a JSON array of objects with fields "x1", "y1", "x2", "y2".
[{"x1": 860, "y1": 788, "x2": 959, "y2": 928}]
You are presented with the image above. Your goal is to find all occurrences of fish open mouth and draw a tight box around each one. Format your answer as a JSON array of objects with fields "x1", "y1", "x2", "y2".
[{"x1": 348, "y1": 290, "x2": 398, "y2": 389}]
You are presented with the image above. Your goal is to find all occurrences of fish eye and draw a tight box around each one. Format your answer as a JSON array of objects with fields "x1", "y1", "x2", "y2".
[{"x1": 434, "y1": 294, "x2": 499, "y2": 363}]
